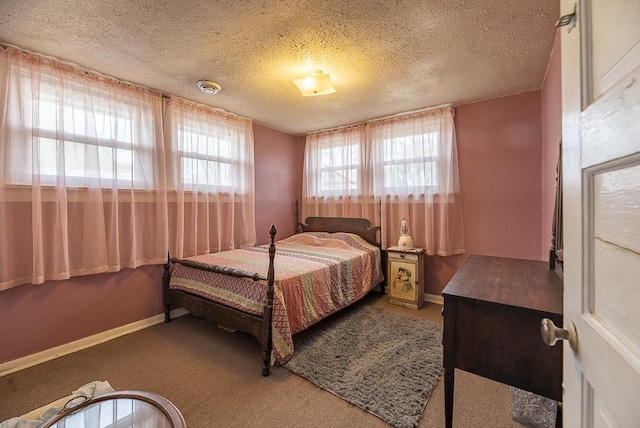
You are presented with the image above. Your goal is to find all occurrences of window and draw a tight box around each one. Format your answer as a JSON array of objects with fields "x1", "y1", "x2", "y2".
[
  {"x1": 303, "y1": 127, "x2": 365, "y2": 198},
  {"x1": 34, "y1": 87, "x2": 136, "y2": 185},
  {"x1": 382, "y1": 131, "x2": 439, "y2": 193},
  {"x1": 318, "y1": 143, "x2": 360, "y2": 192},
  {"x1": 302, "y1": 107, "x2": 464, "y2": 256},
  {"x1": 166, "y1": 98, "x2": 254, "y2": 196},
  {"x1": 304, "y1": 120, "x2": 447, "y2": 199},
  {"x1": 178, "y1": 127, "x2": 233, "y2": 188},
  {"x1": 7, "y1": 75, "x2": 157, "y2": 189}
]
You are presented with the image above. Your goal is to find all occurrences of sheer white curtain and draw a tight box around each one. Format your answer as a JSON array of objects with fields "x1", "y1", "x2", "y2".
[
  {"x1": 369, "y1": 107, "x2": 464, "y2": 254},
  {"x1": 164, "y1": 97, "x2": 256, "y2": 258},
  {"x1": 302, "y1": 107, "x2": 464, "y2": 255},
  {"x1": 301, "y1": 125, "x2": 380, "y2": 223},
  {"x1": 0, "y1": 46, "x2": 168, "y2": 290}
]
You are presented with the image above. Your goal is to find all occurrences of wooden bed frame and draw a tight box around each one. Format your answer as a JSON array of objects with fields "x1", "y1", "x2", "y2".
[{"x1": 163, "y1": 216, "x2": 382, "y2": 376}]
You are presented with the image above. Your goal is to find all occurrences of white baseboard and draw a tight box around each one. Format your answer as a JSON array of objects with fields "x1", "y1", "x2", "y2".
[
  {"x1": 0, "y1": 308, "x2": 188, "y2": 378},
  {"x1": 424, "y1": 293, "x2": 444, "y2": 306}
]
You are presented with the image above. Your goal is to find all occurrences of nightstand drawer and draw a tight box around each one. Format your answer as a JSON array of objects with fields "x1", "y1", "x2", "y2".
[{"x1": 389, "y1": 252, "x2": 419, "y2": 262}]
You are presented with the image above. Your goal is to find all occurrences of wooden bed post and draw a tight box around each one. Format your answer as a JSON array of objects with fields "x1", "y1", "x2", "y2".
[
  {"x1": 163, "y1": 252, "x2": 171, "y2": 323},
  {"x1": 262, "y1": 223, "x2": 277, "y2": 376}
]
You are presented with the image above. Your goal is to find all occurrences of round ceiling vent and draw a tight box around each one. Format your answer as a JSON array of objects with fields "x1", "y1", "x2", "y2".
[{"x1": 196, "y1": 80, "x2": 222, "y2": 95}]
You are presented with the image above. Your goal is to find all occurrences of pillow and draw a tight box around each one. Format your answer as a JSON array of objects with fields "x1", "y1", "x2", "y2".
[{"x1": 296, "y1": 231, "x2": 329, "y2": 238}]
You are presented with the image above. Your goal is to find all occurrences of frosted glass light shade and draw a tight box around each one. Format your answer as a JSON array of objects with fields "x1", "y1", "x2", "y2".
[{"x1": 293, "y1": 70, "x2": 336, "y2": 97}]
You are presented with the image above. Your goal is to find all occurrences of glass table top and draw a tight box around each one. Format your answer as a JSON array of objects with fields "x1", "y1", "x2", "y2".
[{"x1": 40, "y1": 391, "x2": 186, "y2": 428}]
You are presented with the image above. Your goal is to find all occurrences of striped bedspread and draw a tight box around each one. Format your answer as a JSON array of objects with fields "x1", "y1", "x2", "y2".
[{"x1": 169, "y1": 232, "x2": 384, "y2": 365}]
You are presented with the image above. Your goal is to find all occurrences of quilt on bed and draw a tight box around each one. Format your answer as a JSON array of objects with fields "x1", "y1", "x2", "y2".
[{"x1": 169, "y1": 232, "x2": 384, "y2": 365}]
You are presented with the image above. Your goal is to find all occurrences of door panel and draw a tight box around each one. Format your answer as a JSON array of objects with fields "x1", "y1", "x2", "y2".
[
  {"x1": 591, "y1": 160, "x2": 640, "y2": 356},
  {"x1": 591, "y1": 0, "x2": 640, "y2": 97},
  {"x1": 593, "y1": 163, "x2": 640, "y2": 250},
  {"x1": 593, "y1": 239, "x2": 640, "y2": 356},
  {"x1": 576, "y1": 313, "x2": 639, "y2": 425},
  {"x1": 581, "y1": 65, "x2": 640, "y2": 167}
]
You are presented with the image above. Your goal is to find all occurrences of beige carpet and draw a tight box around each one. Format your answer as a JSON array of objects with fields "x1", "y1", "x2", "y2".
[{"x1": 0, "y1": 293, "x2": 523, "y2": 427}]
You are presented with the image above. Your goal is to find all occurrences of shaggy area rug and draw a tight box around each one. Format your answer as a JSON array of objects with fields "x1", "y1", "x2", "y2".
[{"x1": 285, "y1": 304, "x2": 443, "y2": 428}]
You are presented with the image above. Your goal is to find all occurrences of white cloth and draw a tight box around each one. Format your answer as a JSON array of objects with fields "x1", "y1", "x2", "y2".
[
  {"x1": 302, "y1": 107, "x2": 465, "y2": 255},
  {"x1": 0, "y1": 380, "x2": 114, "y2": 427}
]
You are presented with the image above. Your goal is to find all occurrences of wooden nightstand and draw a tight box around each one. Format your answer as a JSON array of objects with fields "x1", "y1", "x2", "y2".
[{"x1": 386, "y1": 246, "x2": 425, "y2": 309}]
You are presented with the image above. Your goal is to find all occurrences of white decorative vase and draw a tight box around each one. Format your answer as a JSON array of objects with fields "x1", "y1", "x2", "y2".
[{"x1": 397, "y1": 234, "x2": 414, "y2": 250}]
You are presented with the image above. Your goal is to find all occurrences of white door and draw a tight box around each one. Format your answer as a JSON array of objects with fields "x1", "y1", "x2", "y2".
[{"x1": 561, "y1": 0, "x2": 640, "y2": 426}]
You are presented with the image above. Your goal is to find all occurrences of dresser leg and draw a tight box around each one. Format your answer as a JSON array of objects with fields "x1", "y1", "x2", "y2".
[{"x1": 445, "y1": 367, "x2": 454, "y2": 428}]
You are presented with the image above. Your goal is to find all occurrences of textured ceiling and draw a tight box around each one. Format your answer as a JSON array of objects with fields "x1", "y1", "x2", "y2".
[{"x1": 0, "y1": 0, "x2": 558, "y2": 136}]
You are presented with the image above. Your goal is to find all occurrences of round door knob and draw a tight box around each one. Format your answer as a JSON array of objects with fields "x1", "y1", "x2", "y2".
[{"x1": 541, "y1": 318, "x2": 578, "y2": 351}]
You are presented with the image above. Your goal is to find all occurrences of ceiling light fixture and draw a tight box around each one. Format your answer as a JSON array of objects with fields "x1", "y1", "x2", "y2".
[
  {"x1": 292, "y1": 70, "x2": 336, "y2": 97},
  {"x1": 196, "y1": 80, "x2": 222, "y2": 95}
]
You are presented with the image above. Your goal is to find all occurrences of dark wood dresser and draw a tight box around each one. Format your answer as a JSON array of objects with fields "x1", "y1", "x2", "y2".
[{"x1": 442, "y1": 254, "x2": 563, "y2": 428}]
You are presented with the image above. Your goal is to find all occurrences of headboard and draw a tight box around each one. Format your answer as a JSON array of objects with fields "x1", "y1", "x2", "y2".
[{"x1": 298, "y1": 216, "x2": 381, "y2": 248}]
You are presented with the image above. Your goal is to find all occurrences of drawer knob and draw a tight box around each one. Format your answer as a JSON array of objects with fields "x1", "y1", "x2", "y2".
[{"x1": 541, "y1": 318, "x2": 578, "y2": 351}]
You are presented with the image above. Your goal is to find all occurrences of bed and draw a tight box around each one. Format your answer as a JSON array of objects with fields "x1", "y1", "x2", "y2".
[{"x1": 162, "y1": 216, "x2": 384, "y2": 376}]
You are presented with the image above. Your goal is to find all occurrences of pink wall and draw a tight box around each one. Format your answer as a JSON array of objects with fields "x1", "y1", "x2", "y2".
[
  {"x1": 253, "y1": 124, "x2": 304, "y2": 244},
  {"x1": 457, "y1": 91, "x2": 544, "y2": 260},
  {"x1": 0, "y1": 124, "x2": 302, "y2": 364},
  {"x1": 541, "y1": 30, "x2": 562, "y2": 261},
  {"x1": 425, "y1": 91, "x2": 545, "y2": 295},
  {"x1": 0, "y1": 265, "x2": 165, "y2": 363}
]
